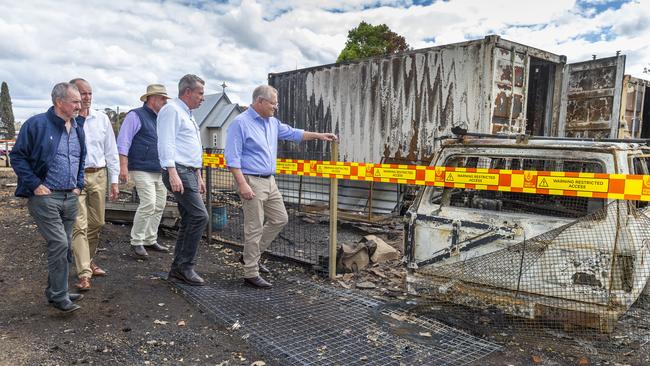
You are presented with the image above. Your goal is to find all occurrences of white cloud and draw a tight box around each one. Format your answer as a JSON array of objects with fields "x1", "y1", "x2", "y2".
[{"x1": 0, "y1": 0, "x2": 649, "y2": 121}]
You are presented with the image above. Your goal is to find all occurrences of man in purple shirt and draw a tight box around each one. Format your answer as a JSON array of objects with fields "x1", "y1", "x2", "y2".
[
  {"x1": 225, "y1": 85, "x2": 337, "y2": 288},
  {"x1": 117, "y1": 84, "x2": 170, "y2": 259}
]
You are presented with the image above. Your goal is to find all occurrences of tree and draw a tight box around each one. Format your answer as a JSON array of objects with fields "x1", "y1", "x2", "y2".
[
  {"x1": 104, "y1": 107, "x2": 126, "y2": 137},
  {"x1": 0, "y1": 81, "x2": 16, "y2": 139},
  {"x1": 336, "y1": 21, "x2": 409, "y2": 63}
]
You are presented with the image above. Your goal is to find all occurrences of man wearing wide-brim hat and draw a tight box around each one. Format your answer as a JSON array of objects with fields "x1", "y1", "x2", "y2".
[{"x1": 117, "y1": 84, "x2": 171, "y2": 258}]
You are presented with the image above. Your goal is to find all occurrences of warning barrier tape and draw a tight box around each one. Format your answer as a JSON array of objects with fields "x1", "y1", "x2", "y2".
[{"x1": 203, "y1": 153, "x2": 650, "y2": 201}]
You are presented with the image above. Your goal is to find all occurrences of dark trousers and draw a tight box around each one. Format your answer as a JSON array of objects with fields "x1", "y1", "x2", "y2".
[
  {"x1": 163, "y1": 166, "x2": 208, "y2": 271},
  {"x1": 27, "y1": 192, "x2": 79, "y2": 303}
]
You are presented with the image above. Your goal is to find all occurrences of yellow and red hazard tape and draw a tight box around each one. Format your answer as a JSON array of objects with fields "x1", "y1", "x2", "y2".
[{"x1": 203, "y1": 153, "x2": 650, "y2": 201}]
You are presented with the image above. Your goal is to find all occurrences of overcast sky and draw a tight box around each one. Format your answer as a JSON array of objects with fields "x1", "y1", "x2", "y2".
[{"x1": 1, "y1": 0, "x2": 649, "y2": 121}]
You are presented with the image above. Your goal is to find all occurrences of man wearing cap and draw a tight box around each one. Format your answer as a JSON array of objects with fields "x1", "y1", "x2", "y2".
[
  {"x1": 117, "y1": 84, "x2": 170, "y2": 258},
  {"x1": 70, "y1": 78, "x2": 120, "y2": 292}
]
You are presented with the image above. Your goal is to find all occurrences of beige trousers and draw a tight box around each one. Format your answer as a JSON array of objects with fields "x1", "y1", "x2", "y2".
[
  {"x1": 72, "y1": 168, "x2": 107, "y2": 279},
  {"x1": 240, "y1": 175, "x2": 288, "y2": 278},
  {"x1": 130, "y1": 171, "x2": 167, "y2": 246}
]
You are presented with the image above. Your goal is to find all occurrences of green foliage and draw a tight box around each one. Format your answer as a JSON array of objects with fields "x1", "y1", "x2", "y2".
[
  {"x1": 104, "y1": 107, "x2": 126, "y2": 137},
  {"x1": 0, "y1": 82, "x2": 16, "y2": 139},
  {"x1": 337, "y1": 21, "x2": 409, "y2": 63}
]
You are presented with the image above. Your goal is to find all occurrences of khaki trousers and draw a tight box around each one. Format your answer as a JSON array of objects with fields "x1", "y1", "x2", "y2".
[
  {"x1": 239, "y1": 175, "x2": 288, "y2": 278},
  {"x1": 72, "y1": 168, "x2": 107, "y2": 279},
  {"x1": 130, "y1": 171, "x2": 167, "y2": 246}
]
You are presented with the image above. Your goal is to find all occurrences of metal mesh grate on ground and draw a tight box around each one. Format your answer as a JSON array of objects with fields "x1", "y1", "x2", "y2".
[{"x1": 170, "y1": 277, "x2": 501, "y2": 366}]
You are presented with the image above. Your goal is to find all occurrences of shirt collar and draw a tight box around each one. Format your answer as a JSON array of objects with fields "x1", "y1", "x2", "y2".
[
  {"x1": 247, "y1": 105, "x2": 266, "y2": 122},
  {"x1": 175, "y1": 98, "x2": 191, "y2": 115},
  {"x1": 47, "y1": 106, "x2": 74, "y2": 127}
]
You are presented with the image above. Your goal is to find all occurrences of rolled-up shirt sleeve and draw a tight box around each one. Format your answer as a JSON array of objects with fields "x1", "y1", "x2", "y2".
[
  {"x1": 103, "y1": 116, "x2": 120, "y2": 184},
  {"x1": 224, "y1": 121, "x2": 242, "y2": 169},
  {"x1": 157, "y1": 105, "x2": 178, "y2": 168},
  {"x1": 116, "y1": 111, "x2": 141, "y2": 156},
  {"x1": 277, "y1": 120, "x2": 304, "y2": 142}
]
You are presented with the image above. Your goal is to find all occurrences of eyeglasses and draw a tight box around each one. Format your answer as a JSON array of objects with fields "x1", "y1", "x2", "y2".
[{"x1": 261, "y1": 98, "x2": 278, "y2": 108}]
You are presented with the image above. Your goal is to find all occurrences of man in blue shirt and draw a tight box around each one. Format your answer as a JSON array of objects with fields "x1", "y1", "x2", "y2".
[
  {"x1": 225, "y1": 85, "x2": 336, "y2": 288},
  {"x1": 10, "y1": 82, "x2": 87, "y2": 312},
  {"x1": 157, "y1": 74, "x2": 208, "y2": 286}
]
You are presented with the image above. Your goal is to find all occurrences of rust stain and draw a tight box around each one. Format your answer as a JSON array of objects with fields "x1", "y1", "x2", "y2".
[
  {"x1": 407, "y1": 122, "x2": 419, "y2": 162},
  {"x1": 500, "y1": 67, "x2": 512, "y2": 82},
  {"x1": 383, "y1": 143, "x2": 391, "y2": 159},
  {"x1": 514, "y1": 66, "x2": 524, "y2": 87}
]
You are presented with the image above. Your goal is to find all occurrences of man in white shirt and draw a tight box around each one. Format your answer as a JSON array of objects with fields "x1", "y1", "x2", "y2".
[
  {"x1": 157, "y1": 74, "x2": 208, "y2": 286},
  {"x1": 70, "y1": 78, "x2": 120, "y2": 291}
]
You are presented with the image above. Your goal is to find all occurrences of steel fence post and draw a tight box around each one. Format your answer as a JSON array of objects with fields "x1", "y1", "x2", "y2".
[
  {"x1": 205, "y1": 148, "x2": 212, "y2": 245},
  {"x1": 328, "y1": 142, "x2": 339, "y2": 279}
]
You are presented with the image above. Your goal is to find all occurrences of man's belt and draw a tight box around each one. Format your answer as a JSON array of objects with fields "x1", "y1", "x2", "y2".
[
  {"x1": 247, "y1": 174, "x2": 272, "y2": 178},
  {"x1": 84, "y1": 167, "x2": 105, "y2": 173}
]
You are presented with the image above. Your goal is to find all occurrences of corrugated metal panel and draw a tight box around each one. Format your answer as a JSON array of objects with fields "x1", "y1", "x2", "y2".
[
  {"x1": 619, "y1": 75, "x2": 649, "y2": 138},
  {"x1": 270, "y1": 37, "x2": 497, "y2": 164},
  {"x1": 562, "y1": 56, "x2": 626, "y2": 138},
  {"x1": 270, "y1": 36, "x2": 566, "y2": 164}
]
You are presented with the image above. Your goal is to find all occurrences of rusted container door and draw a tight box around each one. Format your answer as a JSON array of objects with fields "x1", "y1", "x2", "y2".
[
  {"x1": 619, "y1": 76, "x2": 648, "y2": 138},
  {"x1": 561, "y1": 55, "x2": 626, "y2": 138},
  {"x1": 490, "y1": 46, "x2": 528, "y2": 134}
]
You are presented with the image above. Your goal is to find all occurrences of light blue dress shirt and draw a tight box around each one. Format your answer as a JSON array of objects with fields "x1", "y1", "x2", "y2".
[
  {"x1": 43, "y1": 120, "x2": 81, "y2": 190},
  {"x1": 157, "y1": 98, "x2": 203, "y2": 169},
  {"x1": 225, "y1": 107, "x2": 304, "y2": 175}
]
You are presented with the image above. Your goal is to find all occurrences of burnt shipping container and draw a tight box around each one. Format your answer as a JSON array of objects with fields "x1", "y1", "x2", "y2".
[
  {"x1": 269, "y1": 35, "x2": 567, "y2": 164},
  {"x1": 269, "y1": 35, "x2": 648, "y2": 164}
]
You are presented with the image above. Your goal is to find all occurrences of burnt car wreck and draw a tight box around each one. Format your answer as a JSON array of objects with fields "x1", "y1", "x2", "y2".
[{"x1": 404, "y1": 136, "x2": 650, "y2": 332}]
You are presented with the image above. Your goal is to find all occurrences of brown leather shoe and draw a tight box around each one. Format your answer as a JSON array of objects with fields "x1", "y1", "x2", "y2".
[
  {"x1": 244, "y1": 276, "x2": 272, "y2": 289},
  {"x1": 75, "y1": 277, "x2": 91, "y2": 291},
  {"x1": 90, "y1": 262, "x2": 106, "y2": 276}
]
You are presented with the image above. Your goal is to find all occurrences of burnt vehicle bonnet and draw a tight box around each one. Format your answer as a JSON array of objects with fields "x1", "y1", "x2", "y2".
[{"x1": 404, "y1": 137, "x2": 650, "y2": 332}]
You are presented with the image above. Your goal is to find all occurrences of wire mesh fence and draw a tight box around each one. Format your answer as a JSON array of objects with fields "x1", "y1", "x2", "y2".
[
  {"x1": 204, "y1": 148, "x2": 413, "y2": 268},
  {"x1": 203, "y1": 146, "x2": 650, "y2": 364},
  {"x1": 404, "y1": 150, "x2": 650, "y2": 364}
]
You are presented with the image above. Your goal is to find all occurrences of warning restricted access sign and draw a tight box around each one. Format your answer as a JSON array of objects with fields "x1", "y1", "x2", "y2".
[
  {"x1": 445, "y1": 172, "x2": 500, "y2": 185},
  {"x1": 276, "y1": 161, "x2": 298, "y2": 172},
  {"x1": 202, "y1": 153, "x2": 650, "y2": 201},
  {"x1": 317, "y1": 164, "x2": 351, "y2": 176},
  {"x1": 536, "y1": 176, "x2": 609, "y2": 193},
  {"x1": 373, "y1": 167, "x2": 416, "y2": 180}
]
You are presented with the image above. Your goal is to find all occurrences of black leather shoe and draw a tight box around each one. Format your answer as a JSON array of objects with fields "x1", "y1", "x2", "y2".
[
  {"x1": 148, "y1": 243, "x2": 169, "y2": 252},
  {"x1": 51, "y1": 299, "x2": 81, "y2": 312},
  {"x1": 244, "y1": 276, "x2": 272, "y2": 289},
  {"x1": 49, "y1": 293, "x2": 84, "y2": 304},
  {"x1": 239, "y1": 254, "x2": 271, "y2": 274},
  {"x1": 169, "y1": 268, "x2": 205, "y2": 286},
  {"x1": 132, "y1": 245, "x2": 148, "y2": 258}
]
